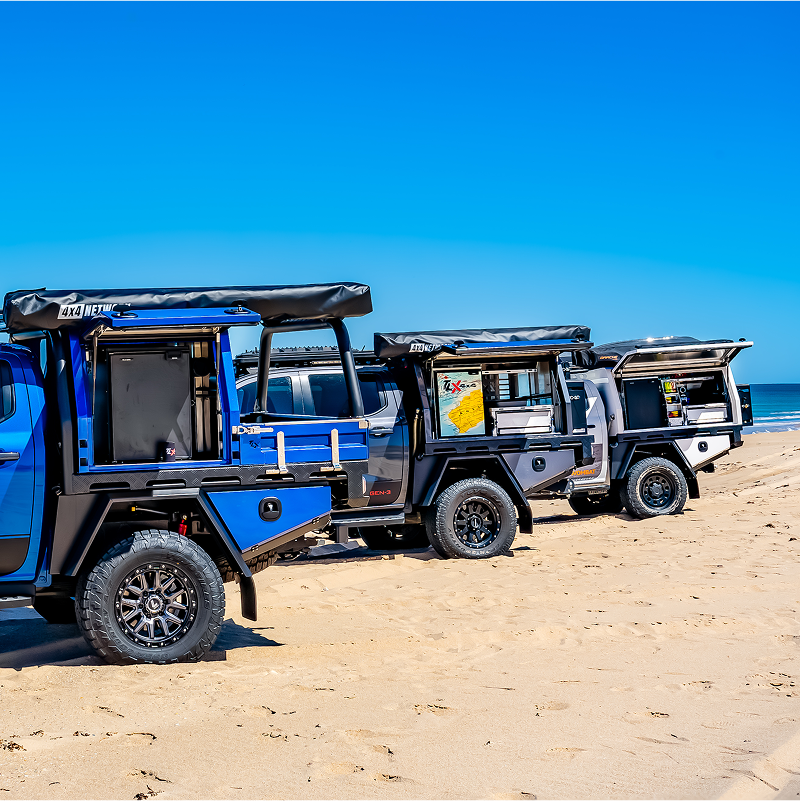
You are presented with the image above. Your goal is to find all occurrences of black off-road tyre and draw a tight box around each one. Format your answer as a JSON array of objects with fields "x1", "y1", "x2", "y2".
[
  {"x1": 426, "y1": 478, "x2": 517, "y2": 559},
  {"x1": 75, "y1": 530, "x2": 225, "y2": 665},
  {"x1": 621, "y1": 458, "x2": 688, "y2": 519},
  {"x1": 33, "y1": 596, "x2": 77, "y2": 625},
  {"x1": 422, "y1": 507, "x2": 450, "y2": 559},
  {"x1": 568, "y1": 492, "x2": 624, "y2": 517},
  {"x1": 358, "y1": 525, "x2": 429, "y2": 551}
]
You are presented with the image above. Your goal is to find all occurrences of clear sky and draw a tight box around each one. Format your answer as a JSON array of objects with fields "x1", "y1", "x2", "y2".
[{"x1": 1, "y1": 2, "x2": 797, "y2": 382}]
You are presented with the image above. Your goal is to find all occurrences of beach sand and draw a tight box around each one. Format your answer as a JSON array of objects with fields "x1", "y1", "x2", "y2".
[{"x1": 1, "y1": 430, "x2": 799, "y2": 800}]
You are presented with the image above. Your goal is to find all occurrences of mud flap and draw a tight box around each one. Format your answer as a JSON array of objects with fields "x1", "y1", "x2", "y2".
[{"x1": 237, "y1": 575, "x2": 258, "y2": 621}]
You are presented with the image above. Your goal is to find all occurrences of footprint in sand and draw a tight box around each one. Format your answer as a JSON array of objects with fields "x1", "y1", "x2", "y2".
[
  {"x1": 413, "y1": 703, "x2": 452, "y2": 715},
  {"x1": 345, "y1": 728, "x2": 383, "y2": 739},
  {"x1": 545, "y1": 747, "x2": 586, "y2": 760},
  {"x1": 375, "y1": 773, "x2": 412, "y2": 784},
  {"x1": 326, "y1": 762, "x2": 365, "y2": 776},
  {"x1": 533, "y1": 702, "x2": 569, "y2": 711},
  {"x1": 125, "y1": 770, "x2": 171, "y2": 784},
  {"x1": 83, "y1": 705, "x2": 125, "y2": 718}
]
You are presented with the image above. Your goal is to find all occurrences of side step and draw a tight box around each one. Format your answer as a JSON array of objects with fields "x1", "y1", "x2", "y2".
[
  {"x1": 331, "y1": 513, "x2": 406, "y2": 545},
  {"x1": 0, "y1": 595, "x2": 33, "y2": 611}
]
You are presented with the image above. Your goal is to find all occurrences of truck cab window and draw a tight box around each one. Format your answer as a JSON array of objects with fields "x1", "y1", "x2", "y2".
[
  {"x1": 237, "y1": 376, "x2": 293, "y2": 415},
  {"x1": 0, "y1": 361, "x2": 14, "y2": 423},
  {"x1": 307, "y1": 373, "x2": 385, "y2": 418}
]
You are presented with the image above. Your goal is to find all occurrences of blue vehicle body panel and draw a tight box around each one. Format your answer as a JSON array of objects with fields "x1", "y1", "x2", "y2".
[
  {"x1": 69, "y1": 333, "x2": 93, "y2": 471},
  {"x1": 457, "y1": 339, "x2": 577, "y2": 351},
  {"x1": 86, "y1": 307, "x2": 261, "y2": 331},
  {"x1": 206, "y1": 485, "x2": 331, "y2": 554},
  {"x1": 217, "y1": 333, "x2": 240, "y2": 464},
  {"x1": 0, "y1": 345, "x2": 46, "y2": 583}
]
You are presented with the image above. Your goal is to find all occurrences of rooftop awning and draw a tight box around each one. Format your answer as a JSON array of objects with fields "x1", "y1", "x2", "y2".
[
  {"x1": 374, "y1": 325, "x2": 591, "y2": 359},
  {"x1": 3, "y1": 282, "x2": 372, "y2": 333}
]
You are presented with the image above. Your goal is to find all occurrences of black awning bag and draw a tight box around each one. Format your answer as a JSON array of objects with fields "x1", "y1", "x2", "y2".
[
  {"x1": 374, "y1": 325, "x2": 591, "y2": 359},
  {"x1": 3, "y1": 282, "x2": 372, "y2": 333}
]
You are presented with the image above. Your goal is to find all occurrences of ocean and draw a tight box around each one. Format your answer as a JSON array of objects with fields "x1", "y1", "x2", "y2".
[{"x1": 749, "y1": 384, "x2": 800, "y2": 433}]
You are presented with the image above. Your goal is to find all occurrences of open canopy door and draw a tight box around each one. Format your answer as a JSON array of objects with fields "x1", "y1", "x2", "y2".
[{"x1": 610, "y1": 340, "x2": 753, "y2": 376}]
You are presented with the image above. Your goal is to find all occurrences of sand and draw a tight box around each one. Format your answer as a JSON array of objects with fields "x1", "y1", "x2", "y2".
[{"x1": 1, "y1": 430, "x2": 799, "y2": 800}]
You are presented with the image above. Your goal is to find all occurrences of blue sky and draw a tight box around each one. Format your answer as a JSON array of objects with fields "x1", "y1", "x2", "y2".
[{"x1": 1, "y1": 2, "x2": 797, "y2": 382}]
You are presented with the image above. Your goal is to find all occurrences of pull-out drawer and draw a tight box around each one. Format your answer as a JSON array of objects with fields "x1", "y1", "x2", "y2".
[
  {"x1": 490, "y1": 405, "x2": 554, "y2": 435},
  {"x1": 685, "y1": 404, "x2": 728, "y2": 425}
]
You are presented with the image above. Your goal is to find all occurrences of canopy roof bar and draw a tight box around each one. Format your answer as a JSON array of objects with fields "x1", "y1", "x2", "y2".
[{"x1": 254, "y1": 318, "x2": 364, "y2": 420}]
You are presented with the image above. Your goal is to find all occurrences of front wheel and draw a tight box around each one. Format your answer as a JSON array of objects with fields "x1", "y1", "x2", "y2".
[
  {"x1": 621, "y1": 458, "x2": 688, "y2": 519},
  {"x1": 358, "y1": 525, "x2": 429, "y2": 551},
  {"x1": 568, "y1": 492, "x2": 623, "y2": 517},
  {"x1": 426, "y1": 478, "x2": 517, "y2": 559},
  {"x1": 75, "y1": 529, "x2": 225, "y2": 665}
]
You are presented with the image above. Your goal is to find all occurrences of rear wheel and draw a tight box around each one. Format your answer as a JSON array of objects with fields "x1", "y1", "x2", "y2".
[
  {"x1": 568, "y1": 492, "x2": 623, "y2": 516},
  {"x1": 426, "y1": 478, "x2": 517, "y2": 559},
  {"x1": 621, "y1": 457, "x2": 688, "y2": 519},
  {"x1": 33, "y1": 596, "x2": 77, "y2": 625},
  {"x1": 75, "y1": 529, "x2": 225, "y2": 665},
  {"x1": 358, "y1": 525, "x2": 429, "y2": 551}
]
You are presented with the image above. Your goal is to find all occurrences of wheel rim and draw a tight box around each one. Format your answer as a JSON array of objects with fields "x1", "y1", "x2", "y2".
[
  {"x1": 453, "y1": 496, "x2": 501, "y2": 549},
  {"x1": 640, "y1": 471, "x2": 676, "y2": 510},
  {"x1": 115, "y1": 563, "x2": 198, "y2": 648}
]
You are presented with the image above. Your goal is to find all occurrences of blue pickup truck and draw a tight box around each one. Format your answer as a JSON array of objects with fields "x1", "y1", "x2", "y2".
[{"x1": 0, "y1": 283, "x2": 373, "y2": 664}]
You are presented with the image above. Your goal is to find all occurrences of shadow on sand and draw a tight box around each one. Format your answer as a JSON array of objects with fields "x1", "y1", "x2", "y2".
[
  {"x1": 0, "y1": 611, "x2": 281, "y2": 670},
  {"x1": 531, "y1": 512, "x2": 637, "y2": 525},
  {"x1": 271, "y1": 543, "x2": 439, "y2": 569}
]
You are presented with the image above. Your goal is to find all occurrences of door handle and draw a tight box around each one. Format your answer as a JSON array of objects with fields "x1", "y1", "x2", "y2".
[
  {"x1": 0, "y1": 452, "x2": 20, "y2": 462},
  {"x1": 369, "y1": 428, "x2": 393, "y2": 437}
]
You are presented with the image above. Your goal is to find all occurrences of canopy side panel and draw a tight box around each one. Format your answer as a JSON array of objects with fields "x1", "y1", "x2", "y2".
[
  {"x1": 3, "y1": 283, "x2": 372, "y2": 332},
  {"x1": 374, "y1": 325, "x2": 591, "y2": 359}
]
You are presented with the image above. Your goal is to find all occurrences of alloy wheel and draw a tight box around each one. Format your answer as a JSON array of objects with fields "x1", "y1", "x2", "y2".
[
  {"x1": 115, "y1": 563, "x2": 198, "y2": 647},
  {"x1": 453, "y1": 496, "x2": 501, "y2": 550}
]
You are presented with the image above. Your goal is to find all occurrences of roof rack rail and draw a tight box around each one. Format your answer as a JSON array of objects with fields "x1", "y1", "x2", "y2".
[{"x1": 233, "y1": 346, "x2": 380, "y2": 377}]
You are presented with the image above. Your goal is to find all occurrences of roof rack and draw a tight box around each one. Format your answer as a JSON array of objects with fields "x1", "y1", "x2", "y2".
[{"x1": 233, "y1": 346, "x2": 381, "y2": 378}]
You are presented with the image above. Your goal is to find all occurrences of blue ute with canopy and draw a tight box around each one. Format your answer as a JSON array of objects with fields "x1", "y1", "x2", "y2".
[{"x1": 0, "y1": 282, "x2": 373, "y2": 664}]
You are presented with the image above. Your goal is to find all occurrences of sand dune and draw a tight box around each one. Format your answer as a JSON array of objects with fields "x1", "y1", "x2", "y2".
[{"x1": 1, "y1": 431, "x2": 799, "y2": 799}]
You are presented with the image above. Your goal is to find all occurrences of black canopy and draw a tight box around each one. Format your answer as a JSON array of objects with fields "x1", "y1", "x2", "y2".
[
  {"x1": 574, "y1": 336, "x2": 736, "y2": 368},
  {"x1": 374, "y1": 325, "x2": 591, "y2": 359},
  {"x1": 2, "y1": 282, "x2": 372, "y2": 333}
]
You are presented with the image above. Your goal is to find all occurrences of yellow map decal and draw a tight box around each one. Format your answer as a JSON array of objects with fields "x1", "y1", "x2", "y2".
[{"x1": 447, "y1": 389, "x2": 485, "y2": 434}]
